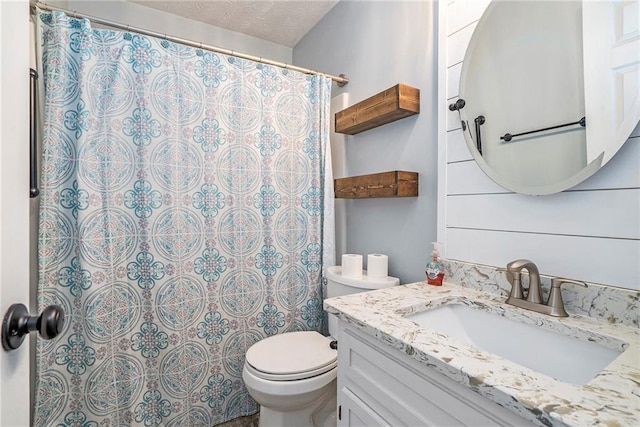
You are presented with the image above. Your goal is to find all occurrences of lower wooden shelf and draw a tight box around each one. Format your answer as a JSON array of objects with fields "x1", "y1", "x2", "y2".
[{"x1": 334, "y1": 171, "x2": 418, "y2": 199}]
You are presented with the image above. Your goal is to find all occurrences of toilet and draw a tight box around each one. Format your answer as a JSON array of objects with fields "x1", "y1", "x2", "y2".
[{"x1": 242, "y1": 265, "x2": 399, "y2": 427}]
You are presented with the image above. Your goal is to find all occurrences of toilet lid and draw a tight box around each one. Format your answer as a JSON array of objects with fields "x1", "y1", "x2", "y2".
[{"x1": 245, "y1": 331, "x2": 337, "y2": 380}]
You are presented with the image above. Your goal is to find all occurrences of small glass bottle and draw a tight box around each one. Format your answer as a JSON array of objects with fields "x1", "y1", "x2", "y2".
[{"x1": 426, "y1": 242, "x2": 444, "y2": 286}]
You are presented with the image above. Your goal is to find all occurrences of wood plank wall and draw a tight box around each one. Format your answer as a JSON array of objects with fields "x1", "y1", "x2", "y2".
[{"x1": 437, "y1": 0, "x2": 640, "y2": 290}]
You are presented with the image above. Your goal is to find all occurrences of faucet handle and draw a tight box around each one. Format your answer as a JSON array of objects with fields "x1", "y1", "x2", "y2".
[
  {"x1": 551, "y1": 278, "x2": 587, "y2": 288},
  {"x1": 547, "y1": 278, "x2": 587, "y2": 317},
  {"x1": 502, "y1": 264, "x2": 525, "y2": 300}
]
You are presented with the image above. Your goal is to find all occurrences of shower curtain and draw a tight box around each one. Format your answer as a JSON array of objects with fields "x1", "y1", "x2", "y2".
[{"x1": 34, "y1": 11, "x2": 333, "y2": 426}]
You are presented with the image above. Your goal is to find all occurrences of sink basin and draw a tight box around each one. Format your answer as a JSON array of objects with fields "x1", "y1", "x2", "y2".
[{"x1": 405, "y1": 304, "x2": 623, "y2": 384}]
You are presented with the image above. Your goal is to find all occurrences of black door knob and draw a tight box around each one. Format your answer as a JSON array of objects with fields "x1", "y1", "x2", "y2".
[
  {"x1": 2, "y1": 303, "x2": 65, "y2": 351},
  {"x1": 38, "y1": 305, "x2": 65, "y2": 340}
]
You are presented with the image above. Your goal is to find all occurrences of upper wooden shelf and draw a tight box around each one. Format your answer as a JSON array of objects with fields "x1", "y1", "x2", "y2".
[{"x1": 335, "y1": 84, "x2": 420, "y2": 135}]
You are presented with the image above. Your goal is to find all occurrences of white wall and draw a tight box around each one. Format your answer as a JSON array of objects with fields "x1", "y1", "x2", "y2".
[
  {"x1": 294, "y1": 1, "x2": 438, "y2": 284},
  {"x1": 331, "y1": 93, "x2": 350, "y2": 263},
  {"x1": 44, "y1": 0, "x2": 292, "y2": 64},
  {"x1": 437, "y1": 0, "x2": 640, "y2": 290}
]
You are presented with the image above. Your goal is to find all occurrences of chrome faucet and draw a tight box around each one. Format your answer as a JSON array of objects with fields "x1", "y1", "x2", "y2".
[{"x1": 504, "y1": 259, "x2": 586, "y2": 317}]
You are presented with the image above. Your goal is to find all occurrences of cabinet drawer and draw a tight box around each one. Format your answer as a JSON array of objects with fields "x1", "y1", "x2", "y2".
[{"x1": 340, "y1": 387, "x2": 390, "y2": 427}]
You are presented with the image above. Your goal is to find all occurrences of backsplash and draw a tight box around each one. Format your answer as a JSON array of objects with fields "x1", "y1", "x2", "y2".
[{"x1": 443, "y1": 259, "x2": 639, "y2": 328}]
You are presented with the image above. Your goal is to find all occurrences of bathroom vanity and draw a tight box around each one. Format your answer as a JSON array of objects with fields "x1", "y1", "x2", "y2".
[
  {"x1": 336, "y1": 321, "x2": 533, "y2": 426},
  {"x1": 325, "y1": 282, "x2": 640, "y2": 426}
]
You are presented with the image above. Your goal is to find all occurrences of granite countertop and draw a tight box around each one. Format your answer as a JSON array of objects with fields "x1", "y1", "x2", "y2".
[{"x1": 324, "y1": 281, "x2": 640, "y2": 427}]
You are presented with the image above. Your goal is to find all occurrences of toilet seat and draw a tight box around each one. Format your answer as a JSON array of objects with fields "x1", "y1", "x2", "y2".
[
  {"x1": 245, "y1": 358, "x2": 337, "y2": 381},
  {"x1": 245, "y1": 331, "x2": 337, "y2": 381}
]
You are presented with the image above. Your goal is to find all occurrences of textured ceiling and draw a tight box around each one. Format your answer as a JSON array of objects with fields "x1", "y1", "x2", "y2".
[{"x1": 130, "y1": 0, "x2": 338, "y2": 47}]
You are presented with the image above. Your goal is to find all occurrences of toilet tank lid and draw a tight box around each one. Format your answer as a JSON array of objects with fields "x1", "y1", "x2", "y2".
[
  {"x1": 326, "y1": 266, "x2": 400, "y2": 289},
  {"x1": 245, "y1": 331, "x2": 336, "y2": 375}
]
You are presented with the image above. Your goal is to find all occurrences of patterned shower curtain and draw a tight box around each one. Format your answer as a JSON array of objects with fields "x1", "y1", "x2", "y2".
[{"x1": 34, "y1": 11, "x2": 333, "y2": 426}]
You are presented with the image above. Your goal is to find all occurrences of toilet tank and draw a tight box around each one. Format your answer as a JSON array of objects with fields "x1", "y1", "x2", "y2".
[{"x1": 325, "y1": 265, "x2": 399, "y2": 337}]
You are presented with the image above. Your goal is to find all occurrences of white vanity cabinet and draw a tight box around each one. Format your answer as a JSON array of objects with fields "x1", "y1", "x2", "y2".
[{"x1": 336, "y1": 321, "x2": 536, "y2": 427}]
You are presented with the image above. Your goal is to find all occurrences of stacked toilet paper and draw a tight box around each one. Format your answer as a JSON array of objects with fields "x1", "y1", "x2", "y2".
[
  {"x1": 367, "y1": 254, "x2": 388, "y2": 278},
  {"x1": 341, "y1": 254, "x2": 363, "y2": 277},
  {"x1": 341, "y1": 253, "x2": 389, "y2": 278}
]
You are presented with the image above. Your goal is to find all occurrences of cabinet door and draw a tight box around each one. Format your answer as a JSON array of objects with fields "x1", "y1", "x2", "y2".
[{"x1": 338, "y1": 387, "x2": 390, "y2": 427}]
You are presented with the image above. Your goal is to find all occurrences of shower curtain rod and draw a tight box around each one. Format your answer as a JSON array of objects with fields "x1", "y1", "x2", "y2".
[{"x1": 33, "y1": 2, "x2": 349, "y2": 86}]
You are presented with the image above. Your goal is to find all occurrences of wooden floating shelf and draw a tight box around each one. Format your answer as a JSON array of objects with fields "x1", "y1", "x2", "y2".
[
  {"x1": 334, "y1": 171, "x2": 418, "y2": 199},
  {"x1": 335, "y1": 84, "x2": 420, "y2": 135}
]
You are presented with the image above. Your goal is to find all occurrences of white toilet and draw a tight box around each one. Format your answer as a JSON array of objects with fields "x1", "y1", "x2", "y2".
[{"x1": 242, "y1": 265, "x2": 399, "y2": 427}]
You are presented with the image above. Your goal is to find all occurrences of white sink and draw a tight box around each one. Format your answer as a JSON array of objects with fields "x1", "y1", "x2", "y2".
[{"x1": 405, "y1": 304, "x2": 623, "y2": 385}]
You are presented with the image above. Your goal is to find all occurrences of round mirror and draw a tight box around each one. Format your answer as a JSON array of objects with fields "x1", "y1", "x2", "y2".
[{"x1": 457, "y1": 0, "x2": 640, "y2": 195}]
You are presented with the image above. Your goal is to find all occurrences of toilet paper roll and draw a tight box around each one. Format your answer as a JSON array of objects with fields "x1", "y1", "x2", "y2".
[
  {"x1": 367, "y1": 254, "x2": 388, "y2": 278},
  {"x1": 341, "y1": 254, "x2": 363, "y2": 277}
]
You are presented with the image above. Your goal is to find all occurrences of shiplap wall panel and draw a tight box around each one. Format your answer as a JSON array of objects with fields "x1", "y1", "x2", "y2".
[
  {"x1": 447, "y1": 161, "x2": 509, "y2": 195},
  {"x1": 447, "y1": 0, "x2": 489, "y2": 35},
  {"x1": 447, "y1": 129, "x2": 473, "y2": 163},
  {"x1": 447, "y1": 189, "x2": 640, "y2": 239},
  {"x1": 447, "y1": 23, "x2": 476, "y2": 66},
  {"x1": 446, "y1": 111, "x2": 462, "y2": 132},
  {"x1": 447, "y1": 63, "x2": 462, "y2": 100},
  {"x1": 440, "y1": 0, "x2": 640, "y2": 289},
  {"x1": 446, "y1": 228, "x2": 640, "y2": 288},
  {"x1": 447, "y1": 137, "x2": 640, "y2": 195},
  {"x1": 446, "y1": 103, "x2": 463, "y2": 131}
]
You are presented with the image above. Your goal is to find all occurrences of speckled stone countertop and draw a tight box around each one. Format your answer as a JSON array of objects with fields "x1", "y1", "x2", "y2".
[{"x1": 324, "y1": 281, "x2": 640, "y2": 427}]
